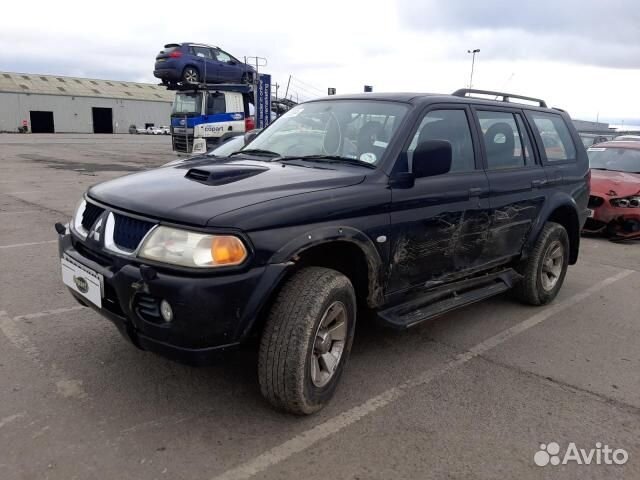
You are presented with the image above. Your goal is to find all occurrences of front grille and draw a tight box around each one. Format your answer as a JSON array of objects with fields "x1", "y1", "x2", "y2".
[
  {"x1": 81, "y1": 203, "x2": 104, "y2": 230},
  {"x1": 113, "y1": 214, "x2": 154, "y2": 251},
  {"x1": 173, "y1": 134, "x2": 193, "y2": 153},
  {"x1": 588, "y1": 195, "x2": 604, "y2": 208},
  {"x1": 73, "y1": 238, "x2": 113, "y2": 267},
  {"x1": 134, "y1": 294, "x2": 162, "y2": 323}
]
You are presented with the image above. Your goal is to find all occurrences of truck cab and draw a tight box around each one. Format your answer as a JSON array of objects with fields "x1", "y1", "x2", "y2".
[{"x1": 170, "y1": 85, "x2": 254, "y2": 154}]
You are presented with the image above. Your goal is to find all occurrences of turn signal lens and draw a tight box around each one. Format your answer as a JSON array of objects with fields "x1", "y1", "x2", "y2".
[{"x1": 211, "y1": 236, "x2": 247, "y2": 265}]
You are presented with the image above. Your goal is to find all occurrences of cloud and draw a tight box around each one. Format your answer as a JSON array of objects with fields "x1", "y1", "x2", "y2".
[{"x1": 397, "y1": 0, "x2": 640, "y2": 69}]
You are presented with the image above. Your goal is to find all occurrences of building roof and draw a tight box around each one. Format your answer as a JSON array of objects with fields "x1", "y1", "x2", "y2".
[{"x1": 0, "y1": 71, "x2": 174, "y2": 102}]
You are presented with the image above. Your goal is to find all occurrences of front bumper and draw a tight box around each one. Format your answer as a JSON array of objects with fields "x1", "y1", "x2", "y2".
[
  {"x1": 58, "y1": 231, "x2": 288, "y2": 365},
  {"x1": 584, "y1": 195, "x2": 640, "y2": 238}
]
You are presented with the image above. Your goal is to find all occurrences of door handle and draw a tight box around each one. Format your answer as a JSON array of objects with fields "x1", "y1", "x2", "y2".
[
  {"x1": 531, "y1": 179, "x2": 546, "y2": 188},
  {"x1": 468, "y1": 187, "x2": 483, "y2": 197}
]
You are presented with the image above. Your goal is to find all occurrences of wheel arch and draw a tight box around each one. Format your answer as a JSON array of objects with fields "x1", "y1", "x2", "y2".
[
  {"x1": 270, "y1": 226, "x2": 386, "y2": 309},
  {"x1": 528, "y1": 196, "x2": 581, "y2": 265}
]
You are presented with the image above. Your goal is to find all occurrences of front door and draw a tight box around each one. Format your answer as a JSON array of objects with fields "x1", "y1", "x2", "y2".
[{"x1": 388, "y1": 106, "x2": 490, "y2": 293}]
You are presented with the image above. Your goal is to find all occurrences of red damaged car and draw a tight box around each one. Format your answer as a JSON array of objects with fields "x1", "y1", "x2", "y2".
[{"x1": 584, "y1": 141, "x2": 640, "y2": 240}]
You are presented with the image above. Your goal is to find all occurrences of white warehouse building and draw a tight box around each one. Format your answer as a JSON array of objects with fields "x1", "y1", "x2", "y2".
[{"x1": 0, "y1": 71, "x2": 174, "y2": 134}]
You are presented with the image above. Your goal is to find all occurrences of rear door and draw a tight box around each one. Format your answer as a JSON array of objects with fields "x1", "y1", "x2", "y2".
[
  {"x1": 189, "y1": 46, "x2": 219, "y2": 82},
  {"x1": 473, "y1": 107, "x2": 549, "y2": 262},
  {"x1": 388, "y1": 105, "x2": 490, "y2": 293}
]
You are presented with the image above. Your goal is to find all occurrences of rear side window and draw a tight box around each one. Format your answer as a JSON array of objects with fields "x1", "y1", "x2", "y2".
[
  {"x1": 191, "y1": 46, "x2": 213, "y2": 59},
  {"x1": 408, "y1": 109, "x2": 475, "y2": 173},
  {"x1": 529, "y1": 112, "x2": 576, "y2": 162},
  {"x1": 478, "y1": 111, "x2": 533, "y2": 170}
]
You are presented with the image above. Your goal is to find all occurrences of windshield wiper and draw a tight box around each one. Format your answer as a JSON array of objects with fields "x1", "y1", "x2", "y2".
[
  {"x1": 229, "y1": 149, "x2": 282, "y2": 158},
  {"x1": 285, "y1": 155, "x2": 376, "y2": 169}
]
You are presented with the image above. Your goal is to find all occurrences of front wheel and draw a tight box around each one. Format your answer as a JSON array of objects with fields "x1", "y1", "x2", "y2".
[
  {"x1": 513, "y1": 221, "x2": 570, "y2": 305},
  {"x1": 258, "y1": 267, "x2": 356, "y2": 415}
]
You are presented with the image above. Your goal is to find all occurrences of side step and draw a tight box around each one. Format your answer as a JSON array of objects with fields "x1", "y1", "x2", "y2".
[{"x1": 378, "y1": 269, "x2": 521, "y2": 329}]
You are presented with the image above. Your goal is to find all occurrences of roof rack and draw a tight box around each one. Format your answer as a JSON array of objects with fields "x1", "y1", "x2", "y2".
[
  {"x1": 164, "y1": 82, "x2": 252, "y2": 94},
  {"x1": 452, "y1": 89, "x2": 547, "y2": 108}
]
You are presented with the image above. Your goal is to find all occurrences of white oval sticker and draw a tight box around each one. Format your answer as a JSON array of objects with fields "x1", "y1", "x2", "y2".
[{"x1": 360, "y1": 152, "x2": 377, "y2": 164}]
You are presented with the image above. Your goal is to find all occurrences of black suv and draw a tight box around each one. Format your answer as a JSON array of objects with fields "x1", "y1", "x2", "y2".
[{"x1": 57, "y1": 89, "x2": 589, "y2": 414}]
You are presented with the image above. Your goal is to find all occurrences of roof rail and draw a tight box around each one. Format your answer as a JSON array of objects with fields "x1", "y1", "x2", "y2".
[
  {"x1": 452, "y1": 88, "x2": 547, "y2": 108},
  {"x1": 164, "y1": 82, "x2": 253, "y2": 94}
]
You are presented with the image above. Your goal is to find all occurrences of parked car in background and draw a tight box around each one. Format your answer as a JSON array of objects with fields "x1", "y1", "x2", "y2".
[
  {"x1": 128, "y1": 125, "x2": 137, "y2": 134},
  {"x1": 579, "y1": 133, "x2": 612, "y2": 148},
  {"x1": 584, "y1": 141, "x2": 640, "y2": 240},
  {"x1": 153, "y1": 43, "x2": 256, "y2": 85},
  {"x1": 613, "y1": 135, "x2": 640, "y2": 142},
  {"x1": 136, "y1": 127, "x2": 150, "y2": 134},
  {"x1": 149, "y1": 126, "x2": 170, "y2": 135}
]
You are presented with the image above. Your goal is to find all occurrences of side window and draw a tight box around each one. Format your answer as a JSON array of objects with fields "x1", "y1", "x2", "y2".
[
  {"x1": 215, "y1": 50, "x2": 232, "y2": 63},
  {"x1": 206, "y1": 93, "x2": 226, "y2": 115},
  {"x1": 192, "y1": 46, "x2": 212, "y2": 59},
  {"x1": 529, "y1": 112, "x2": 576, "y2": 162},
  {"x1": 407, "y1": 109, "x2": 475, "y2": 173},
  {"x1": 477, "y1": 110, "x2": 528, "y2": 170}
]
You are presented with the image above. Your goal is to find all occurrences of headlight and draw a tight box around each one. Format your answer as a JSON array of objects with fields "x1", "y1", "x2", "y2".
[
  {"x1": 611, "y1": 196, "x2": 640, "y2": 208},
  {"x1": 70, "y1": 198, "x2": 88, "y2": 239},
  {"x1": 138, "y1": 226, "x2": 247, "y2": 268}
]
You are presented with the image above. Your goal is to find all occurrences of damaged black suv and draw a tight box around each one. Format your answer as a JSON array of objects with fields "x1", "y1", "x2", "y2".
[{"x1": 57, "y1": 89, "x2": 589, "y2": 414}]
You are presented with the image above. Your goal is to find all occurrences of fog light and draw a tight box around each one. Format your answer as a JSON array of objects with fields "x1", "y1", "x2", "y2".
[{"x1": 160, "y1": 300, "x2": 173, "y2": 322}]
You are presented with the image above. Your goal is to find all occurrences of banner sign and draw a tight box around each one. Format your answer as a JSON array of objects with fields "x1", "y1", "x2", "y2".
[{"x1": 256, "y1": 73, "x2": 272, "y2": 129}]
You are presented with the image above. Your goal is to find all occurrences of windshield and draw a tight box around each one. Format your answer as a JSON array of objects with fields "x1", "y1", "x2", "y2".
[
  {"x1": 172, "y1": 92, "x2": 203, "y2": 115},
  {"x1": 588, "y1": 147, "x2": 640, "y2": 174},
  {"x1": 242, "y1": 100, "x2": 409, "y2": 166}
]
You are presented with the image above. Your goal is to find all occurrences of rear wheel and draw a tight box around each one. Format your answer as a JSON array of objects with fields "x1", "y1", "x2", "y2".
[
  {"x1": 182, "y1": 67, "x2": 200, "y2": 84},
  {"x1": 258, "y1": 267, "x2": 356, "y2": 415},
  {"x1": 513, "y1": 222, "x2": 569, "y2": 305}
]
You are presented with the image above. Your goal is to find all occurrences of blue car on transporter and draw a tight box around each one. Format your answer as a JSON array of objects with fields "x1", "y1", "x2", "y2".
[{"x1": 153, "y1": 43, "x2": 256, "y2": 85}]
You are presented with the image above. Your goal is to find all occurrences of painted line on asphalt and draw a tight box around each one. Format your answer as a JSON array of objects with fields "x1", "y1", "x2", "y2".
[
  {"x1": 0, "y1": 412, "x2": 26, "y2": 429},
  {"x1": 211, "y1": 268, "x2": 636, "y2": 480},
  {"x1": 0, "y1": 210, "x2": 42, "y2": 215},
  {"x1": 13, "y1": 305, "x2": 86, "y2": 322},
  {"x1": 0, "y1": 309, "x2": 88, "y2": 400},
  {"x1": 0, "y1": 240, "x2": 57, "y2": 249}
]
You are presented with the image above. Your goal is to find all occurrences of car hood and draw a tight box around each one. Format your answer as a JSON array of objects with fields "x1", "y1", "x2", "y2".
[
  {"x1": 590, "y1": 169, "x2": 640, "y2": 198},
  {"x1": 88, "y1": 158, "x2": 366, "y2": 226}
]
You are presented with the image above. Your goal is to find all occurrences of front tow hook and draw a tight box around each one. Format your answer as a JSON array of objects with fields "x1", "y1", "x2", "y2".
[{"x1": 54, "y1": 222, "x2": 68, "y2": 235}]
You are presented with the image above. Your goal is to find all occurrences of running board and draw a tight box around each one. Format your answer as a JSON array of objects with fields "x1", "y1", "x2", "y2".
[{"x1": 378, "y1": 269, "x2": 521, "y2": 329}]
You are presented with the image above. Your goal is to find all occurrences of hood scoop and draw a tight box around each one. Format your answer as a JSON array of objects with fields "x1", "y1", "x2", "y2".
[{"x1": 185, "y1": 164, "x2": 268, "y2": 186}]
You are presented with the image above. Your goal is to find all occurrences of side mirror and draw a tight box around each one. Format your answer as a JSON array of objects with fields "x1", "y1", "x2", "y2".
[
  {"x1": 244, "y1": 129, "x2": 261, "y2": 144},
  {"x1": 412, "y1": 140, "x2": 452, "y2": 178}
]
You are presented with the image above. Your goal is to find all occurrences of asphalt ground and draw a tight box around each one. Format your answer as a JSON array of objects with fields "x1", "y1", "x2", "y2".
[{"x1": 0, "y1": 134, "x2": 638, "y2": 480}]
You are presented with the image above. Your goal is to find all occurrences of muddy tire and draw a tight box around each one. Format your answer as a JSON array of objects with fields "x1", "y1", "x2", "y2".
[
  {"x1": 258, "y1": 267, "x2": 356, "y2": 415},
  {"x1": 513, "y1": 222, "x2": 570, "y2": 306}
]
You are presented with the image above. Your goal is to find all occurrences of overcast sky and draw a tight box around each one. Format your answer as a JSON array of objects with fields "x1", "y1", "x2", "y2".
[{"x1": 2, "y1": 0, "x2": 639, "y2": 124}]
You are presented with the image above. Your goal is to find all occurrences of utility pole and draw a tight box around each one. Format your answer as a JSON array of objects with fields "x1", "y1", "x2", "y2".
[
  {"x1": 284, "y1": 75, "x2": 291, "y2": 104},
  {"x1": 467, "y1": 49, "x2": 480, "y2": 89}
]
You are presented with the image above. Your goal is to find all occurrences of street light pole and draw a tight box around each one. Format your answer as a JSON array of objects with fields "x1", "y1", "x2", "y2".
[{"x1": 467, "y1": 49, "x2": 480, "y2": 89}]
